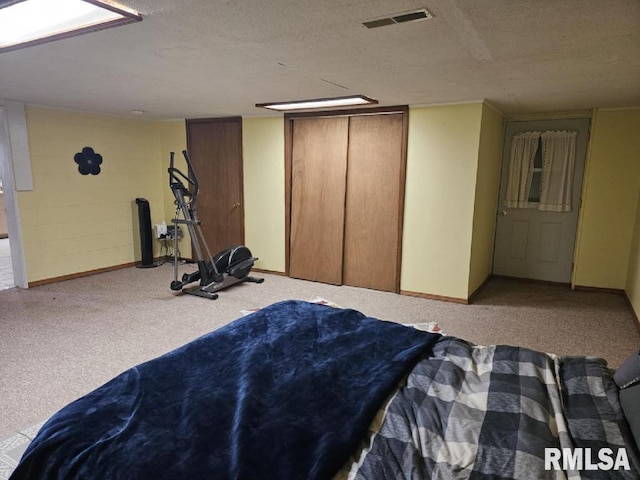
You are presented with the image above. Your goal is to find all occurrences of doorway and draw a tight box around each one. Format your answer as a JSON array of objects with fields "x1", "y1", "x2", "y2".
[
  {"x1": 185, "y1": 117, "x2": 245, "y2": 256},
  {"x1": 492, "y1": 117, "x2": 590, "y2": 283}
]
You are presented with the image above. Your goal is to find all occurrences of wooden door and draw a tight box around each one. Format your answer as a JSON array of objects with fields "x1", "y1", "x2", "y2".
[
  {"x1": 493, "y1": 118, "x2": 590, "y2": 282},
  {"x1": 289, "y1": 117, "x2": 349, "y2": 285},
  {"x1": 343, "y1": 114, "x2": 405, "y2": 292},
  {"x1": 186, "y1": 118, "x2": 244, "y2": 256}
]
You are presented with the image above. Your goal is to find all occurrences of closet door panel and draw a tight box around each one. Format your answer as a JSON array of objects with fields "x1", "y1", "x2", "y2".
[
  {"x1": 343, "y1": 114, "x2": 404, "y2": 292},
  {"x1": 289, "y1": 117, "x2": 349, "y2": 285}
]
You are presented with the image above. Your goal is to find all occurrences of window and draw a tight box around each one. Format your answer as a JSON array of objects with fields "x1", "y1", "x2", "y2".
[
  {"x1": 506, "y1": 130, "x2": 577, "y2": 212},
  {"x1": 528, "y1": 138, "x2": 543, "y2": 203}
]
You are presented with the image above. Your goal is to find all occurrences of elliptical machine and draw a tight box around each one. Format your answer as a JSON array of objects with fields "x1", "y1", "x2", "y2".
[{"x1": 168, "y1": 150, "x2": 263, "y2": 299}]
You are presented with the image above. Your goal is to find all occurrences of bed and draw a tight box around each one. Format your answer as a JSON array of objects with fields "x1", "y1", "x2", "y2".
[{"x1": 9, "y1": 300, "x2": 640, "y2": 479}]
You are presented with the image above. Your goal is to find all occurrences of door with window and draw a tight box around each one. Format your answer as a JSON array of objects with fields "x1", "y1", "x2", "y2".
[{"x1": 492, "y1": 118, "x2": 590, "y2": 283}]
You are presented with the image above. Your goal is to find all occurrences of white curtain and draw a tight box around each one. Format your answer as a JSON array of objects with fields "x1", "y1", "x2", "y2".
[
  {"x1": 506, "y1": 131, "x2": 541, "y2": 208},
  {"x1": 538, "y1": 130, "x2": 577, "y2": 212}
]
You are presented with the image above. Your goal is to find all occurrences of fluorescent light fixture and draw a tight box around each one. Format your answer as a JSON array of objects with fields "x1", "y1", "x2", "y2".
[
  {"x1": 0, "y1": 0, "x2": 142, "y2": 53},
  {"x1": 256, "y1": 95, "x2": 378, "y2": 111}
]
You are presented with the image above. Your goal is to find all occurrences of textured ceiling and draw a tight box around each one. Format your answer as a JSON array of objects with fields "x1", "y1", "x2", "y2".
[{"x1": 0, "y1": 0, "x2": 638, "y2": 120}]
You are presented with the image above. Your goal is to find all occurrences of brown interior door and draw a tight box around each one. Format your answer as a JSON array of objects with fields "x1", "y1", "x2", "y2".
[
  {"x1": 186, "y1": 117, "x2": 244, "y2": 256},
  {"x1": 343, "y1": 114, "x2": 405, "y2": 292},
  {"x1": 289, "y1": 117, "x2": 349, "y2": 285}
]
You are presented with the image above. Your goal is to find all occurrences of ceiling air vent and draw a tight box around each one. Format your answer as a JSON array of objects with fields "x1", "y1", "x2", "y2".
[{"x1": 363, "y1": 8, "x2": 433, "y2": 29}]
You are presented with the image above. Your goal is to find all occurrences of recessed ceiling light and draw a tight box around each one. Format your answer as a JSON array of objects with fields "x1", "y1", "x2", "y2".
[
  {"x1": 0, "y1": 0, "x2": 142, "y2": 53},
  {"x1": 256, "y1": 95, "x2": 378, "y2": 112}
]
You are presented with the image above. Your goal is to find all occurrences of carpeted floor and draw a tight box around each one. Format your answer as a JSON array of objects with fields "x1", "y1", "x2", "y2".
[{"x1": 1, "y1": 263, "x2": 639, "y2": 446}]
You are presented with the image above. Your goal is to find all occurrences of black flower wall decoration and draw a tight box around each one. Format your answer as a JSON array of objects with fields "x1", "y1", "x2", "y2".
[{"x1": 74, "y1": 147, "x2": 103, "y2": 175}]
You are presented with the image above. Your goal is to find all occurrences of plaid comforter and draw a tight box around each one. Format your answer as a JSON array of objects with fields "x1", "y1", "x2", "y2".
[{"x1": 338, "y1": 337, "x2": 639, "y2": 480}]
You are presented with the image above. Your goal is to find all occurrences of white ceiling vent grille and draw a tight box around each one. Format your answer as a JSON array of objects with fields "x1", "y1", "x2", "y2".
[{"x1": 363, "y1": 8, "x2": 433, "y2": 29}]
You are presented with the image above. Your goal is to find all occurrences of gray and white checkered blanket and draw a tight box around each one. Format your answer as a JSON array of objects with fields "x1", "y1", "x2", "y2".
[{"x1": 338, "y1": 337, "x2": 639, "y2": 480}]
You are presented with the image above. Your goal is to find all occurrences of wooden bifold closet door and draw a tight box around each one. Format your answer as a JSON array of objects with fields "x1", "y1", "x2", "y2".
[
  {"x1": 288, "y1": 109, "x2": 406, "y2": 292},
  {"x1": 289, "y1": 117, "x2": 349, "y2": 285}
]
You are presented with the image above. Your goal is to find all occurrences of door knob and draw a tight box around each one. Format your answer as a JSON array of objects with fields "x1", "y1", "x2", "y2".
[
  {"x1": 500, "y1": 210, "x2": 508, "y2": 216},
  {"x1": 233, "y1": 202, "x2": 241, "y2": 209}
]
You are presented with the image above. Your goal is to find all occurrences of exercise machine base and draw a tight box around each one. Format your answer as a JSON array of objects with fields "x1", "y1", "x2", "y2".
[{"x1": 180, "y1": 275, "x2": 264, "y2": 300}]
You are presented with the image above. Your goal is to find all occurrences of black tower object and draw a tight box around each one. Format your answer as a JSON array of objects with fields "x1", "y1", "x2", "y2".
[{"x1": 135, "y1": 198, "x2": 158, "y2": 268}]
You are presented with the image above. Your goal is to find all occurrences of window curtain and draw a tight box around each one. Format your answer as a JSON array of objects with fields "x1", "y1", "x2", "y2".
[
  {"x1": 538, "y1": 130, "x2": 577, "y2": 212},
  {"x1": 506, "y1": 131, "x2": 541, "y2": 208}
]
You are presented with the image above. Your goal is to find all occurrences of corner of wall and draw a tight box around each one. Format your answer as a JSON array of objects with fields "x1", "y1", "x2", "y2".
[
  {"x1": 401, "y1": 103, "x2": 483, "y2": 299},
  {"x1": 467, "y1": 103, "x2": 504, "y2": 297},
  {"x1": 571, "y1": 109, "x2": 598, "y2": 288},
  {"x1": 572, "y1": 107, "x2": 640, "y2": 290},
  {"x1": 624, "y1": 181, "x2": 640, "y2": 322},
  {"x1": 242, "y1": 116, "x2": 286, "y2": 273}
]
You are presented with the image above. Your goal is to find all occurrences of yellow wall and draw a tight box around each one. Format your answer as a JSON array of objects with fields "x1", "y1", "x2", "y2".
[
  {"x1": 16, "y1": 104, "x2": 640, "y2": 306},
  {"x1": 19, "y1": 107, "x2": 167, "y2": 282},
  {"x1": 240, "y1": 105, "x2": 497, "y2": 296},
  {"x1": 626, "y1": 191, "x2": 640, "y2": 321},
  {"x1": 15, "y1": 103, "x2": 503, "y2": 301},
  {"x1": 401, "y1": 103, "x2": 484, "y2": 300},
  {"x1": 468, "y1": 104, "x2": 504, "y2": 296},
  {"x1": 242, "y1": 116, "x2": 286, "y2": 272},
  {"x1": 573, "y1": 108, "x2": 640, "y2": 289}
]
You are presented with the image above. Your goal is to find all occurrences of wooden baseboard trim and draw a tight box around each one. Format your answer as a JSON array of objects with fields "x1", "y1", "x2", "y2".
[
  {"x1": 27, "y1": 260, "x2": 165, "y2": 288},
  {"x1": 573, "y1": 284, "x2": 625, "y2": 295},
  {"x1": 27, "y1": 261, "x2": 284, "y2": 288},
  {"x1": 400, "y1": 290, "x2": 468, "y2": 305},
  {"x1": 251, "y1": 268, "x2": 285, "y2": 276}
]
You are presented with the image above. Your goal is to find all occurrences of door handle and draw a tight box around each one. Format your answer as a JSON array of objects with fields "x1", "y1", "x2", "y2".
[
  {"x1": 232, "y1": 202, "x2": 241, "y2": 209},
  {"x1": 500, "y1": 210, "x2": 508, "y2": 216}
]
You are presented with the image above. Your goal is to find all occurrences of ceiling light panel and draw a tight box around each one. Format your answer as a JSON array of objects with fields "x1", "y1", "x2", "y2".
[
  {"x1": 256, "y1": 95, "x2": 378, "y2": 112},
  {"x1": 0, "y1": 0, "x2": 142, "y2": 53}
]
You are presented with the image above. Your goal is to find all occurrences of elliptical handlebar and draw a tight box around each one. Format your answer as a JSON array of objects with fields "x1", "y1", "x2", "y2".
[{"x1": 168, "y1": 150, "x2": 199, "y2": 206}]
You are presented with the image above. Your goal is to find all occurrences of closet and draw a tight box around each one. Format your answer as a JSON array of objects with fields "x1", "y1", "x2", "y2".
[{"x1": 285, "y1": 106, "x2": 408, "y2": 293}]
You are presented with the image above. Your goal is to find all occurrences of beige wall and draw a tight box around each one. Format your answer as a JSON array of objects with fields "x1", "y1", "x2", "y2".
[
  {"x1": 240, "y1": 105, "x2": 498, "y2": 298},
  {"x1": 626, "y1": 191, "x2": 640, "y2": 321},
  {"x1": 242, "y1": 117, "x2": 286, "y2": 272},
  {"x1": 14, "y1": 103, "x2": 504, "y2": 302},
  {"x1": 15, "y1": 104, "x2": 640, "y2": 308},
  {"x1": 19, "y1": 107, "x2": 169, "y2": 283},
  {"x1": 468, "y1": 104, "x2": 504, "y2": 296},
  {"x1": 573, "y1": 108, "x2": 640, "y2": 289},
  {"x1": 401, "y1": 103, "x2": 484, "y2": 300},
  {"x1": 621, "y1": 108, "x2": 640, "y2": 322}
]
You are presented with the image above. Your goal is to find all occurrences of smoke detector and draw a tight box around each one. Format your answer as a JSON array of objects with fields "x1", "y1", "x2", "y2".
[{"x1": 362, "y1": 8, "x2": 434, "y2": 29}]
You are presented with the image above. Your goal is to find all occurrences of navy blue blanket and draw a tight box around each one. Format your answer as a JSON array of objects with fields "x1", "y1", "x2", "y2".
[{"x1": 11, "y1": 300, "x2": 440, "y2": 480}]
